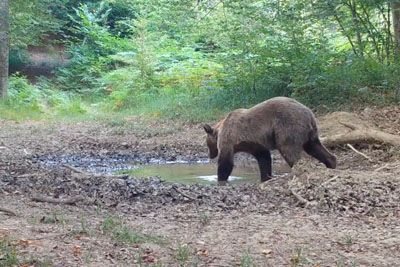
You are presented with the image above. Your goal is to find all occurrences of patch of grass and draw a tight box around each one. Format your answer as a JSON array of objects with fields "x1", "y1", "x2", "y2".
[
  {"x1": 0, "y1": 104, "x2": 44, "y2": 121},
  {"x1": 175, "y1": 244, "x2": 190, "y2": 266},
  {"x1": 55, "y1": 98, "x2": 88, "y2": 116},
  {"x1": 0, "y1": 239, "x2": 19, "y2": 267},
  {"x1": 78, "y1": 216, "x2": 91, "y2": 235},
  {"x1": 198, "y1": 212, "x2": 211, "y2": 226},
  {"x1": 23, "y1": 257, "x2": 53, "y2": 267},
  {"x1": 240, "y1": 250, "x2": 256, "y2": 267},
  {"x1": 336, "y1": 255, "x2": 358, "y2": 267},
  {"x1": 0, "y1": 238, "x2": 54, "y2": 267},
  {"x1": 101, "y1": 216, "x2": 165, "y2": 245},
  {"x1": 101, "y1": 215, "x2": 119, "y2": 232},
  {"x1": 113, "y1": 226, "x2": 148, "y2": 244},
  {"x1": 121, "y1": 91, "x2": 223, "y2": 123},
  {"x1": 69, "y1": 215, "x2": 93, "y2": 236},
  {"x1": 342, "y1": 234, "x2": 354, "y2": 246},
  {"x1": 290, "y1": 247, "x2": 313, "y2": 267},
  {"x1": 39, "y1": 212, "x2": 66, "y2": 225}
]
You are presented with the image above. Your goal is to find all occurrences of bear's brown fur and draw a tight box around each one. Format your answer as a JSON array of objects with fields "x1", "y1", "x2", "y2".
[{"x1": 203, "y1": 97, "x2": 336, "y2": 184}]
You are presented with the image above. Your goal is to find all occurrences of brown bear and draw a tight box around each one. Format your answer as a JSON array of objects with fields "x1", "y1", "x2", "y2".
[{"x1": 203, "y1": 97, "x2": 336, "y2": 184}]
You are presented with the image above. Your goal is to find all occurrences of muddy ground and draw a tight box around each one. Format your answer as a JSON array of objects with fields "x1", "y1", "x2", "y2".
[{"x1": 1, "y1": 108, "x2": 400, "y2": 267}]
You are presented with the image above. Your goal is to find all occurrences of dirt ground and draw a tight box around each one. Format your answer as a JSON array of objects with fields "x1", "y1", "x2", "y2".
[{"x1": 1, "y1": 107, "x2": 400, "y2": 267}]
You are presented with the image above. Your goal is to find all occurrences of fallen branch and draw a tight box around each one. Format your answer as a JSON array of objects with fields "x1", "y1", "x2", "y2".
[
  {"x1": 288, "y1": 175, "x2": 311, "y2": 208},
  {"x1": 0, "y1": 142, "x2": 12, "y2": 151},
  {"x1": 258, "y1": 177, "x2": 280, "y2": 191},
  {"x1": 33, "y1": 232, "x2": 68, "y2": 240},
  {"x1": 0, "y1": 207, "x2": 17, "y2": 216},
  {"x1": 63, "y1": 164, "x2": 129, "y2": 179},
  {"x1": 338, "y1": 121, "x2": 357, "y2": 130},
  {"x1": 374, "y1": 163, "x2": 399, "y2": 172},
  {"x1": 289, "y1": 188, "x2": 311, "y2": 208},
  {"x1": 172, "y1": 186, "x2": 198, "y2": 201},
  {"x1": 63, "y1": 164, "x2": 86, "y2": 174},
  {"x1": 374, "y1": 163, "x2": 390, "y2": 172},
  {"x1": 31, "y1": 195, "x2": 84, "y2": 205},
  {"x1": 321, "y1": 175, "x2": 339, "y2": 187},
  {"x1": 346, "y1": 144, "x2": 373, "y2": 162}
]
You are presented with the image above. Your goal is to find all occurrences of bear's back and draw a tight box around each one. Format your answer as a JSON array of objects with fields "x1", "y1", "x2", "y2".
[{"x1": 219, "y1": 97, "x2": 317, "y2": 148}]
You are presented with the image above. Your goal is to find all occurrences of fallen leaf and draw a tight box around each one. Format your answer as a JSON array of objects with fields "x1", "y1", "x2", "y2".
[
  {"x1": 196, "y1": 248, "x2": 209, "y2": 257},
  {"x1": 142, "y1": 254, "x2": 156, "y2": 263},
  {"x1": 72, "y1": 245, "x2": 82, "y2": 257},
  {"x1": 18, "y1": 239, "x2": 41, "y2": 248}
]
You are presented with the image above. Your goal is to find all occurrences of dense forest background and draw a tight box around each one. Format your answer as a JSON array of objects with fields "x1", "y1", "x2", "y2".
[{"x1": 1, "y1": 0, "x2": 400, "y2": 121}]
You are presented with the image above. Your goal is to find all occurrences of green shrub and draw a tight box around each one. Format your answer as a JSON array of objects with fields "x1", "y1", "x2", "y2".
[
  {"x1": 5, "y1": 75, "x2": 43, "y2": 112},
  {"x1": 55, "y1": 3, "x2": 133, "y2": 93},
  {"x1": 292, "y1": 59, "x2": 400, "y2": 109}
]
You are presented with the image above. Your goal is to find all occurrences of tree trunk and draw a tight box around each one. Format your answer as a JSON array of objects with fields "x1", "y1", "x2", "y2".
[
  {"x1": 392, "y1": 2, "x2": 400, "y2": 61},
  {"x1": 349, "y1": 0, "x2": 364, "y2": 58},
  {"x1": 0, "y1": 0, "x2": 9, "y2": 99}
]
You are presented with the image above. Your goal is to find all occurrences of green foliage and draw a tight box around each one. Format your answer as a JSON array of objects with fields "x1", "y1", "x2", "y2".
[
  {"x1": 8, "y1": 49, "x2": 32, "y2": 73},
  {"x1": 101, "y1": 216, "x2": 164, "y2": 245},
  {"x1": 240, "y1": 250, "x2": 256, "y2": 267},
  {"x1": 55, "y1": 3, "x2": 133, "y2": 92},
  {"x1": 6, "y1": 75, "x2": 42, "y2": 110},
  {"x1": 292, "y1": 59, "x2": 400, "y2": 109},
  {"x1": 5, "y1": 0, "x2": 400, "y2": 122},
  {"x1": 10, "y1": 0, "x2": 64, "y2": 48},
  {"x1": 175, "y1": 244, "x2": 190, "y2": 266},
  {"x1": 0, "y1": 239, "x2": 19, "y2": 267},
  {"x1": 0, "y1": 75, "x2": 44, "y2": 120},
  {"x1": 0, "y1": 75, "x2": 89, "y2": 120}
]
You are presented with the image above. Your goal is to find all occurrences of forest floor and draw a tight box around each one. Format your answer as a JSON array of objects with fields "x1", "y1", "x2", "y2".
[{"x1": 1, "y1": 107, "x2": 400, "y2": 267}]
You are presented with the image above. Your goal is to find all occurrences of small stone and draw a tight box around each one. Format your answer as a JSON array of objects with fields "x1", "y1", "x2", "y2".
[{"x1": 262, "y1": 249, "x2": 272, "y2": 255}]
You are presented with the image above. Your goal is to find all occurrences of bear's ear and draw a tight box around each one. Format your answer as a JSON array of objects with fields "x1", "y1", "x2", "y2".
[{"x1": 203, "y1": 124, "x2": 213, "y2": 135}]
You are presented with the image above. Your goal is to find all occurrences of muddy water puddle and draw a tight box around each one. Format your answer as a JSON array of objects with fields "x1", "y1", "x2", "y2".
[
  {"x1": 122, "y1": 163, "x2": 260, "y2": 184},
  {"x1": 36, "y1": 154, "x2": 292, "y2": 184}
]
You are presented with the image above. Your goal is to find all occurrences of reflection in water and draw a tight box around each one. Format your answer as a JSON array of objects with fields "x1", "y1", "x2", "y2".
[{"x1": 197, "y1": 175, "x2": 243, "y2": 182}]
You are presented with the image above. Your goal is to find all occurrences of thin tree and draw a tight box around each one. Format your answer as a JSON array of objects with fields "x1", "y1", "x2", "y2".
[
  {"x1": 0, "y1": 0, "x2": 9, "y2": 99},
  {"x1": 392, "y1": 1, "x2": 400, "y2": 61}
]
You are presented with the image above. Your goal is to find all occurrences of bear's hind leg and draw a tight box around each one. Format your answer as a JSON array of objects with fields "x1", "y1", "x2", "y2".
[
  {"x1": 303, "y1": 138, "x2": 337, "y2": 169},
  {"x1": 278, "y1": 145, "x2": 302, "y2": 168},
  {"x1": 253, "y1": 150, "x2": 272, "y2": 182}
]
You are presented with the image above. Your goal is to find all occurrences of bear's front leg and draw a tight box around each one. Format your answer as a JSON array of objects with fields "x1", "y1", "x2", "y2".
[
  {"x1": 254, "y1": 150, "x2": 272, "y2": 182},
  {"x1": 217, "y1": 155, "x2": 234, "y2": 186}
]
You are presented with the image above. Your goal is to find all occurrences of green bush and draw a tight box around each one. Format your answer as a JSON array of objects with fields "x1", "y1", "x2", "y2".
[
  {"x1": 292, "y1": 59, "x2": 400, "y2": 109},
  {"x1": 55, "y1": 3, "x2": 133, "y2": 93},
  {"x1": 7, "y1": 75, "x2": 42, "y2": 110}
]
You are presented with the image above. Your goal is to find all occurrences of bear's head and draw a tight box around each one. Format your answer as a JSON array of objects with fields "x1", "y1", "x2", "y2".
[{"x1": 203, "y1": 124, "x2": 218, "y2": 159}]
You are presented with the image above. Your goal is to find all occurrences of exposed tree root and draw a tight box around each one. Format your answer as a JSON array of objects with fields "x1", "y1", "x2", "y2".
[
  {"x1": 0, "y1": 207, "x2": 17, "y2": 216},
  {"x1": 288, "y1": 175, "x2": 312, "y2": 208},
  {"x1": 322, "y1": 127, "x2": 400, "y2": 147},
  {"x1": 172, "y1": 185, "x2": 198, "y2": 201},
  {"x1": 346, "y1": 144, "x2": 373, "y2": 162},
  {"x1": 31, "y1": 195, "x2": 84, "y2": 205},
  {"x1": 319, "y1": 112, "x2": 400, "y2": 147}
]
